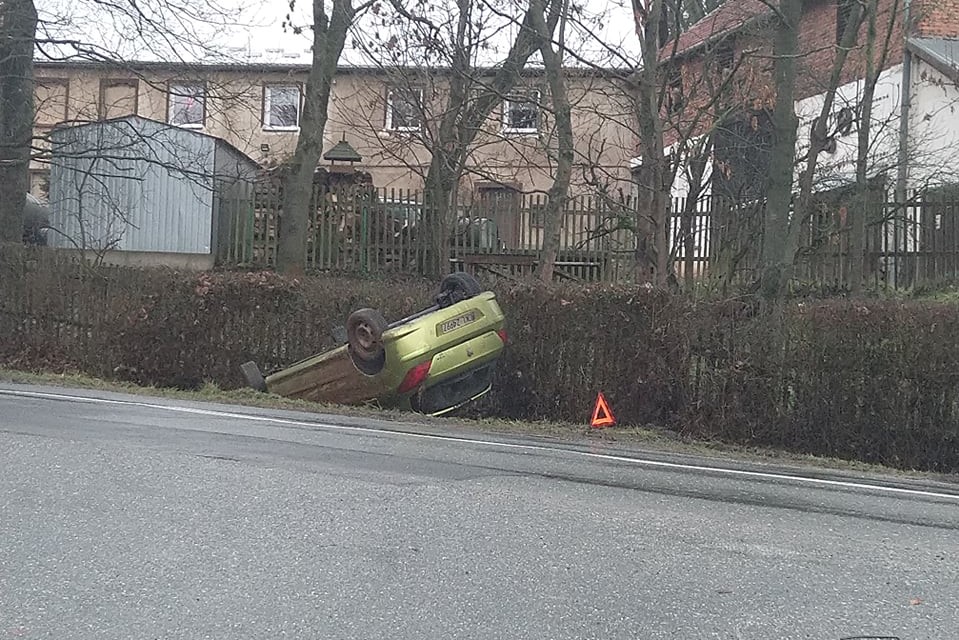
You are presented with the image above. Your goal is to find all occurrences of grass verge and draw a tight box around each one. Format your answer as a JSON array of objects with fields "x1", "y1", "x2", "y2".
[{"x1": 1, "y1": 367, "x2": 956, "y2": 484}]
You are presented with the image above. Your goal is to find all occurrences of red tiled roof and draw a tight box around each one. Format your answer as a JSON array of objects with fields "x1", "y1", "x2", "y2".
[{"x1": 661, "y1": 0, "x2": 771, "y2": 60}]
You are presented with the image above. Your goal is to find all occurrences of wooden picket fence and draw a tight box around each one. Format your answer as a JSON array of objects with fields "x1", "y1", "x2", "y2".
[
  {"x1": 218, "y1": 182, "x2": 639, "y2": 282},
  {"x1": 217, "y1": 181, "x2": 959, "y2": 289}
]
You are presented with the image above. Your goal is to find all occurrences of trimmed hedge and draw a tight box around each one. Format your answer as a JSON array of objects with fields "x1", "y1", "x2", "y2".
[{"x1": 2, "y1": 248, "x2": 957, "y2": 472}]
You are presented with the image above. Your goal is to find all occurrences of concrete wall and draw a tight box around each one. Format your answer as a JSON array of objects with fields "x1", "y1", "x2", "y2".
[
  {"x1": 670, "y1": 58, "x2": 958, "y2": 199},
  {"x1": 906, "y1": 56, "x2": 959, "y2": 187},
  {"x1": 794, "y1": 64, "x2": 905, "y2": 192},
  {"x1": 53, "y1": 249, "x2": 215, "y2": 271},
  {"x1": 793, "y1": 55, "x2": 959, "y2": 192}
]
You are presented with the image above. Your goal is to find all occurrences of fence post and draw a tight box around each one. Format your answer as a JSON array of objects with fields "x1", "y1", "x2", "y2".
[{"x1": 360, "y1": 189, "x2": 369, "y2": 273}]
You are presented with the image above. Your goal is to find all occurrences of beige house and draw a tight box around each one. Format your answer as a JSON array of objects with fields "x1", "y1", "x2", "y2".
[{"x1": 32, "y1": 61, "x2": 637, "y2": 209}]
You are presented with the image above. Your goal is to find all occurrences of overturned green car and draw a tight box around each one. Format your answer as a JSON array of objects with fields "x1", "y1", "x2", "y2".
[{"x1": 240, "y1": 273, "x2": 507, "y2": 416}]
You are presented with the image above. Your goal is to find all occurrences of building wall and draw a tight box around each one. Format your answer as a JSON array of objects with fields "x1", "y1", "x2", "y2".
[
  {"x1": 661, "y1": 0, "x2": 959, "y2": 202},
  {"x1": 906, "y1": 56, "x2": 959, "y2": 187},
  {"x1": 329, "y1": 71, "x2": 635, "y2": 194},
  {"x1": 792, "y1": 40, "x2": 959, "y2": 193},
  {"x1": 661, "y1": 0, "x2": 906, "y2": 151},
  {"x1": 671, "y1": 53, "x2": 959, "y2": 201},
  {"x1": 794, "y1": 64, "x2": 905, "y2": 191},
  {"x1": 32, "y1": 66, "x2": 306, "y2": 167},
  {"x1": 795, "y1": 0, "x2": 904, "y2": 100},
  {"x1": 33, "y1": 64, "x2": 637, "y2": 200},
  {"x1": 912, "y1": 0, "x2": 959, "y2": 38},
  {"x1": 662, "y1": 28, "x2": 775, "y2": 149}
]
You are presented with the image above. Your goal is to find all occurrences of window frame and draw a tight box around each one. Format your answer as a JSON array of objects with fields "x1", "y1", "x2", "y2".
[
  {"x1": 502, "y1": 88, "x2": 542, "y2": 135},
  {"x1": 262, "y1": 83, "x2": 303, "y2": 131},
  {"x1": 166, "y1": 82, "x2": 207, "y2": 129},
  {"x1": 716, "y1": 40, "x2": 735, "y2": 74},
  {"x1": 385, "y1": 86, "x2": 424, "y2": 132},
  {"x1": 98, "y1": 79, "x2": 139, "y2": 120},
  {"x1": 35, "y1": 78, "x2": 70, "y2": 128},
  {"x1": 29, "y1": 169, "x2": 51, "y2": 202}
]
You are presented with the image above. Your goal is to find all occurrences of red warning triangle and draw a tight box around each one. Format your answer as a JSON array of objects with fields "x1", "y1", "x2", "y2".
[{"x1": 590, "y1": 392, "x2": 616, "y2": 428}]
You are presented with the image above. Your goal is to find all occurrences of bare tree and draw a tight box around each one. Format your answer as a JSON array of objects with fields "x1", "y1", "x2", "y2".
[
  {"x1": 849, "y1": 0, "x2": 899, "y2": 294},
  {"x1": 626, "y1": 0, "x2": 758, "y2": 287},
  {"x1": 757, "y1": 0, "x2": 871, "y2": 298},
  {"x1": 531, "y1": 0, "x2": 572, "y2": 283},
  {"x1": 342, "y1": 0, "x2": 562, "y2": 278},
  {"x1": 275, "y1": 0, "x2": 369, "y2": 276},
  {"x1": 756, "y1": 0, "x2": 801, "y2": 298},
  {"x1": 631, "y1": 0, "x2": 670, "y2": 285}
]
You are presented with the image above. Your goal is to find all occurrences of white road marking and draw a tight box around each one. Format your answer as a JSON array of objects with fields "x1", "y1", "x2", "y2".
[{"x1": 2, "y1": 387, "x2": 958, "y2": 502}]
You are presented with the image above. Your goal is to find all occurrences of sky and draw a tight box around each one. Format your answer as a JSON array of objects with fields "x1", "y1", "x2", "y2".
[{"x1": 36, "y1": 0, "x2": 642, "y2": 68}]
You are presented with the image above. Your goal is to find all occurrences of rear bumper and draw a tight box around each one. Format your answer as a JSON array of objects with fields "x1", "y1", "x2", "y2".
[
  {"x1": 401, "y1": 329, "x2": 504, "y2": 415},
  {"x1": 421, "y1": 329, "x2": 504, "y2": 389},
  {"x1": 413, "y1": 363, "x2": 496, "y2": 416}
]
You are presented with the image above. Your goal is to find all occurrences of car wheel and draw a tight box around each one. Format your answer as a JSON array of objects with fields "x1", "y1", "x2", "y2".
[
  {"x1": 436, "y1": 272, "x2": 483, "y2": 308},
  {"x1": 347, "y1": 308, "x2": 388, "y2": 375}
]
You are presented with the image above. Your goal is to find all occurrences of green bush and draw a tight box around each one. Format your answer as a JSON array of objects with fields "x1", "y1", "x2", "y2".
[{"x1": 2, "y1": 248, "x2": 957, "y2": 472}]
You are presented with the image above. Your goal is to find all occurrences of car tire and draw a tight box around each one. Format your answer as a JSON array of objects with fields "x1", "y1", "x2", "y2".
[
  {"x1": 347, "y1": 308, "x2": 388, "y2": 375},
  {"x1": 436, "y1": 272, "x2": 483, "y2": 308}
]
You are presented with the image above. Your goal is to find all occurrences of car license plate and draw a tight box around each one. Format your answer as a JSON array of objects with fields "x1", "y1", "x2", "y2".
[{"x1": 438, "y1": 311, "x2": 477, "y2": 335}]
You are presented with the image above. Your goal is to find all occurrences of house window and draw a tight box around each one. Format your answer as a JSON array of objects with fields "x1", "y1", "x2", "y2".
[
  {"x1": 386, "y1": 87, "x2": 422, "y2": 132},
  {"x1": 29, "y1": 170, "x2": 50, "y2": 201},
  {"x1": 263, "y1": 84, "x2": 301, "y2": 130},
  {"x1": 503, "y1": 89, "x2": 541, "y2": 134},
  {"x1": 716, "y1": 40, "x2": 735, "y2": 74},
  {"x1": 168, "y1": 83, "x2": 205, "y2": 128},
  {"x1": 35, "y1": 79, "x2": 69, "y2": 127},
  {"x1": 99, "y1": 80, "x2": 138, "y2": 119},
  {"x1": 836, "y1": 0, "x2": 856, "y2": 44}
]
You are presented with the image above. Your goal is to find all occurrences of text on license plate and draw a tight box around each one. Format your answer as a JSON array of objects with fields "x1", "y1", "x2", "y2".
[{"x1": 438, "y1": 311, "x2": 477, "y2": 334}]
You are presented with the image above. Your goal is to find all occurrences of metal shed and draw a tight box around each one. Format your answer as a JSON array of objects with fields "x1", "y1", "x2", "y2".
[{"x1": 47, "y1": 116, "x2": 258, "y2": 263}]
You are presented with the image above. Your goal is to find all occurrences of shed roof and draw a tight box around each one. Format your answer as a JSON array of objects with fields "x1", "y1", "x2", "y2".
[{"x1": 52, "y1": 115, "x2": 257, "y2": 168}]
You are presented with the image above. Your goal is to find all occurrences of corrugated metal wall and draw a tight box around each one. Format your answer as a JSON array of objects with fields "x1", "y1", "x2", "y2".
[
  {"x1": 211, "y1": 140, "x2": 260, "y2": 260},
  {"x1": 48, "y1": 117, "x2": 218, "y2": 254}
]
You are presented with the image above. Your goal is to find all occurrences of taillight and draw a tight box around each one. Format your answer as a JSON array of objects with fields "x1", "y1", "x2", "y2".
[
  {"x1": 398, "y1": 360, "x2": 432, "y2": 394},
  {"x1": 496, "y1": 328, "x2": 508, "y2": 344}
]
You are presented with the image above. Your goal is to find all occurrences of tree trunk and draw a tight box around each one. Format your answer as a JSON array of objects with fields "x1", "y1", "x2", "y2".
[
  {"x1": 759, "y1": 0, "x2": 802, "y2": 299},
  {"x1": 763, "y1": 0, "x2": 865, "y2": 297},
  {"x1": 850, "y1": 1, "x2": 879, "y2": 296},
  {"x1": 533, "y1": 0, "x2": 571, "y2": 284},
  {"x1": 0, "y1": 0, "x2": 38, "y2": 244},
  {"x1": 634, "y1": 0, "x2": 669, "y2": 285},
  {"x1": 786, "y1": 2, "x2": 865, "y2": 280},
  {"x1": 423, "y1": 159, "x2": 456, "y2": 278},
  {"x1": 418, "y1": 0, "x2": 559, "y2": 279},
  {"x1": 276, "y1": 0, "x2": 356, "y2": 276}
]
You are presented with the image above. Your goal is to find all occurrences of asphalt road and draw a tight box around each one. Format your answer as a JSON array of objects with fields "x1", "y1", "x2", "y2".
[{"x1": 1, "y1": 383, "x2": 957, "y2": 640}]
